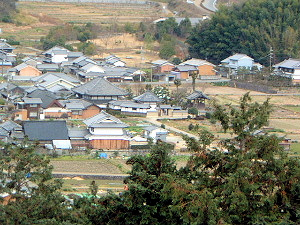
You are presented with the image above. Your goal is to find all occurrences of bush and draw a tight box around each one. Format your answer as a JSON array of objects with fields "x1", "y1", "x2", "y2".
[
  {"x1": 188, "y1": 107, "x2": 198, "y2": 116},
  {"x1": 188, "y1": 123, "x2": 194, "y2": 131},
  {"x1": 161, "y1": 124, "x2": 166, "y2": 129},
  {"x1": 205, "y1": 112, "x2": 211, "y2": 119}
]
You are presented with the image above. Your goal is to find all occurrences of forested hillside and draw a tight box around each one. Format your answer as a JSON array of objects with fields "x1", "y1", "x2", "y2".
[{"x1": 187, "y1": 0, "x2": 300, "y2": 65}]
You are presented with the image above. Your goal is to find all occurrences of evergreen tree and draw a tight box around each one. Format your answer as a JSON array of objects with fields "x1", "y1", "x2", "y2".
[{"x1": 187, "y1": 0, "x2": 300, "y2": 65}]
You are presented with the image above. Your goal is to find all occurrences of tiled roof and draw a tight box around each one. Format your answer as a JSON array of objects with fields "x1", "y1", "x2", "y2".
[
  {"x1": 186, "y1": 91, "x2": 210, "y2": 100},
  {"x1": 23, "y1": 121, "x2": 69, "y2": 141},
  {"x1": 27, "y1": 89, "x2": 57, "y2": 108},
  {"x1": 0, "y1": 120, "x2": 22, "y2": 132},
  {"x1": 133, "y1": 91, "x2": 162, "y2": 103},
  {"x1": 181, "y1": 58, "x2": 214, "y2": 67},
  {"x1": 72, "y1": 78, "x2": 127, "y2": 97},
  {"x1": 83, "y1": 111, "x2": 128, "y2": 128},
  {"x1": 22, "y1": 97, "x2": 43, "y2": 104},
  {"x1": 274, "y1": 58, "x2": 300, "y2": 69}
]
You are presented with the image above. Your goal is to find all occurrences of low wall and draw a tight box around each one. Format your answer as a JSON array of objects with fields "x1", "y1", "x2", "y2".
[{"x1": 229, "y1": 81, "x2": 278, "y2": 94}]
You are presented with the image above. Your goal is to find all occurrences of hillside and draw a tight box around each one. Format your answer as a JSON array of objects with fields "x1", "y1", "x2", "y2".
[{"x1": 187, "y1": 0, "x2": 300, "y2": 65}]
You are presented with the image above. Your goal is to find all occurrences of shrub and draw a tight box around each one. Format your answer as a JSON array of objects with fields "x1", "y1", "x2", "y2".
[
  {"x1": 188, "y1": 123, "x2": 194, "y2": 131},
  {"x1": 188, "y1": 107, "x2": 198, "y2": 116}
]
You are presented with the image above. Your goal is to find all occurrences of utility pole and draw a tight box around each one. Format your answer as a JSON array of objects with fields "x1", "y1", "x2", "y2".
[{"x1": 269, "y1": 47, "x2": 273, "y2": 73}]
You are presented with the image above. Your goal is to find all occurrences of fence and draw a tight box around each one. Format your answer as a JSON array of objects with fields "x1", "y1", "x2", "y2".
[
  {"x1": 229, "y1": 81, "x2": 278, "y2": 94},
  {"x1": 20, "y1": 0, "x2": 149, "y2": 5}
]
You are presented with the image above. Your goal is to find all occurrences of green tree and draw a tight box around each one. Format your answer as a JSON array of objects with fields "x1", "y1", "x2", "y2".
[
  {"x1": 0, "y1": 141, "x2": 81, "y2": 224},
  {"x1": 172, "y1": 57, "x2": 181, "y2": 65},
  {"x1": 174, "y1": 79, "x2": 181, "y2": 92},
  {"x1": 191, "y1": 71, "x2": 198, "y2": 91},
  {"x1": 182, "y1": 93, "x2": 300, "y2": 224},
  {"x1": 188, "y1": 107, "x2": 198, "y2": 116},
  {"x1": 159, "y1": 41, "x2": 176, "y2": 59},
  {"x1": 187, "y1": 0, "x2": 300, "y2": 65}
]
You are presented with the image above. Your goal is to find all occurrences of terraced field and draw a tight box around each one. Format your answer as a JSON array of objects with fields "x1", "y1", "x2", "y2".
[{"x1": 19, "y1": 1, "x2": 161, "y2": 25}]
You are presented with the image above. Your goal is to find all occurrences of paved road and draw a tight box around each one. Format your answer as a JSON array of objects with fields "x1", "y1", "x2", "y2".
[{"x1": 202, "y1": 0, "x2": 218, "y2": 12}]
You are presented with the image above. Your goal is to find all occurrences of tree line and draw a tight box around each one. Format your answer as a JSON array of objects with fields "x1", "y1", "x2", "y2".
[
  {"x1": 0, "y1": 94, "x2": 299, "y2": 224},
  {"x1": 187, "y1": 0, "x2": 300, "y2": 65}
]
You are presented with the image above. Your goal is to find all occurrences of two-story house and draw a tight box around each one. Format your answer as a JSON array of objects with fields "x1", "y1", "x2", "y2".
[{"x1": 83, "y1": 111, "x2": 130, "y2": 149}]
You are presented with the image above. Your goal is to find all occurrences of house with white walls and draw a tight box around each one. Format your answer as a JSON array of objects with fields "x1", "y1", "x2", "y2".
[{"x1": 83, "y1": 111, "x2": 130, "y2": 149}]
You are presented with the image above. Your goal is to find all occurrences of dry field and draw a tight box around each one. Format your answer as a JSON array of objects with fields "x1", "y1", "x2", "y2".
[
  {"x1": 18, "y1": 2, "x2": 161, "y2": 25},
  {"x1": 92, "y1": 33, "x2": 160, "y2": 67},
  {"x1": 50, "y1": 159, "x2": 131, "y2": 175}
]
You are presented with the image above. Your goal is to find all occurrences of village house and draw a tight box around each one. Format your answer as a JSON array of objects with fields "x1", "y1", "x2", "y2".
[
  {"x1": 220, "y1": 53, "x2": 263, "y2": 71},
  {"x1": 83, "y1": 111, "x2": 130, "y2": 149},
  {"x1": 9, "y1": 63, "x2": 42, "y2": 77},
  {"x1": 105, "y1": 55, "x2": 126, "y2": 67},
  {"x1": 36, "y1": 63, "x2": 60, "y2": 73},
  {"x1": 22, "y1": 120, "x2": 70, "y2": 148},
  {"x1": 43, "y1": 99, "x2": 101, "y2": 119},
  {"x1": 0, "y1": 41, "x2": 15, "y2": 53},
  {"x1": 31, "y1": 72, "x2": 81, "y2": 93},
  {"x1": 151, "y1": 60, "x2": 175, "y2": 74},
  {"x1": 0, "y1": 82, "x2": 24, "y2": 100},
  {"x1": 42, "y1": 46, "x2": 69, "y2": 64},
  {"x1": 14, "y1": 97, "x2": 43, "y2": 120},
  {"x1": 179, "y1": 58, "x2": 217, "y2": 79},
  {"x1": 0, "y1": 50, "x2": 15, "y2": 72},
  {"x1": 133, "y1": 91, "x2": 162, "y2": 109},
  {"x1": 0, "y1": 120, "x2": 22, "y2": 142},
  {"x1": 72, "y1": 77, "x2": 128, "y2": 107},
  {"x1": 172, "y1": 65, "x2": 198, "y2": 79},
  {"x1": 109, "y1": 100, "x2": 151, "y2": 116},
  {"x1": 109, "y1": 91, "x2": 188, "y2": 118},
  {"x1": 273, "y1": 58, "x2": 300, "y2": 83}
]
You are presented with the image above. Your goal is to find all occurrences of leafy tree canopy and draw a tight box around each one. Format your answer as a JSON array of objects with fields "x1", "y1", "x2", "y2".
[
  {"x1": 187, "y1": 0, "x2": 300, "y2": 65},
  {"x1": 1, "y1": 94, "x2": 299, "y2": 224}
]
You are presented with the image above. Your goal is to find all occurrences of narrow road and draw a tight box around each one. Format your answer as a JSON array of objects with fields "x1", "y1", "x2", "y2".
[
  {"x1": 201, "y1": 0, "x2": 218, "y2": 12},
  {"x1": 193, "y1": 0, "x2": 218, "y2": 12}
]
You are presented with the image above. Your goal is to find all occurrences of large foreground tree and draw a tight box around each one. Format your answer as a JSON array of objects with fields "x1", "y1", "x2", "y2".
[
  {"x1": 0, "y1": 94, "x2": 299, "y2": 224},
  {"x1": 187, "y1": 0, "x2": 300, "y2": 65}
]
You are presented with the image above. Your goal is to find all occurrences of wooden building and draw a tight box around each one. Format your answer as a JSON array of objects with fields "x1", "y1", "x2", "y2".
[{"x1": 83, "y1": 111, "x2": 130, "y2": 149}]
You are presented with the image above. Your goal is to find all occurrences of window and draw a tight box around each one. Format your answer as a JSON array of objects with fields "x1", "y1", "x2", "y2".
[
  {"x1": 29, "y1": 112, "x2": 38, "y2": 117},
  {"x1": 72, "y1": 110, "x2": 82, "y2": 115},
  {"x1": 29, "y1": 104, "x2": 37, "y2": 107}
]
